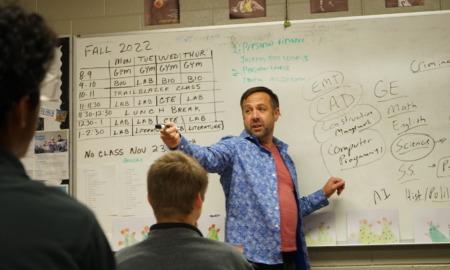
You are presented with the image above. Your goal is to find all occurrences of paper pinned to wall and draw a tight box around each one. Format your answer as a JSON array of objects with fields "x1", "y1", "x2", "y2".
[{"x1": 77, "y1": 164, "x2": 117, "y2": 215}]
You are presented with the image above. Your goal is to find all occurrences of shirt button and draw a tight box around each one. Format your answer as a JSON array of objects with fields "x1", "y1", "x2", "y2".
[
  {"x1": 272, "y1": 174, "x2": 276, "y2": 177},
  {"x1": 275, "y1": 206, "x2": 279, "y2": 210},
  {"x1": 181, "y1": 145, "x2": 184, "y2": 149},
  {"x1": 275, "y1": 224, "x2": 280, "y2": 228}
]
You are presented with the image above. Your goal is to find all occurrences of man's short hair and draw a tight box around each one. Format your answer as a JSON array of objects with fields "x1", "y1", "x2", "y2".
[
  {"x1": 240, "y1": 86, "x2": 280, "y2": 110},
  {"x1": 147, "y1": 151, "x2": 208, "y2": 220},
  {"x1": 0, "y1": 4, "x2": 57, "y2": 128}
]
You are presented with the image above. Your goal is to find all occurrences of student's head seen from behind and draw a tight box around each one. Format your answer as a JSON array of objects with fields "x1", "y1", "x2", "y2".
[
  {"x1": 147, "y1": 151, "x2": 208, "y2": 221},
  {"x1": 0, "y1": 4, "x2": 57, "y2": 157}
]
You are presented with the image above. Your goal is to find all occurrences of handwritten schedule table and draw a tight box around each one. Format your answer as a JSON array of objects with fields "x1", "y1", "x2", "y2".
[{"x1": 77, "y1": 49, "x2": 223, "y2": 140}]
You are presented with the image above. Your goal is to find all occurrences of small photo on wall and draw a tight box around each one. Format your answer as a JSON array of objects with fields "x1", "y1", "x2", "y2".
[
  {"x1": 386, "y1": 0, "x2": 425, "y2": 8},
  {"x1": 229, "y1": 0, "x2": 266, "y2": 19},
  {"x1": 144, "y1": 0, "x2": 180, "y2": 25},
  {"x1": 311, "y1": 0, "x2": 348, "y2": 14}
]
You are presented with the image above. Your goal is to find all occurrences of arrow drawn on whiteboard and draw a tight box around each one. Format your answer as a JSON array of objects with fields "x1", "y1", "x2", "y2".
[{"x1": 434, "y1": 138, "x2": 447, "y2": 144}]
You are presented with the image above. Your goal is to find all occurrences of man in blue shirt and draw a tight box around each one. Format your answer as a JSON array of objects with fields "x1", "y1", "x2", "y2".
[{"x1": 160, "y1": 86, "x2": 345, "y2": 270}]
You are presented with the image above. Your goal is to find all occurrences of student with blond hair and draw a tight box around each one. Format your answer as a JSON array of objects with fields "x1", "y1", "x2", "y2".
[{"x1": 115, "y1": 151, "x2": 252, "y2": 270}]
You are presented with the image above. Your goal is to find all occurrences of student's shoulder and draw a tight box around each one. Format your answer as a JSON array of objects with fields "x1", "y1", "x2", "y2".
[
  {"x1": 201, "y1": 237, "x2": 241, "y2": 254},
  {"x1": 115, "y1": 241, "x2": 147, "y2": 265},
  {"x1": 200, "y1": 239, "x2": 252, "y2": 268}
]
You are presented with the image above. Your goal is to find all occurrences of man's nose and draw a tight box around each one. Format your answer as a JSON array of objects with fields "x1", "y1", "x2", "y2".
[{"x1": 251, "y1": 111, "x2": 260, "y2": 120}]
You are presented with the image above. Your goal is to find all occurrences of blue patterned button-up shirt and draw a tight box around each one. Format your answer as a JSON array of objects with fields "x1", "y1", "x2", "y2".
[{"x1": 176, "y1": 130, "x2": 328, "y2": 269}]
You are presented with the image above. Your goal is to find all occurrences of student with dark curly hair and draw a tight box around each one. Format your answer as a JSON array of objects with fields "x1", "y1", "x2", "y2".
[{"x1": 0, "y1": 3, "x2": 115, "y2": 269}]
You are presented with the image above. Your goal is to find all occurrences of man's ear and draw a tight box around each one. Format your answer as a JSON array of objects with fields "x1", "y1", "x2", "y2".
[
  {"x1": 273, "y1": 107, "x2": 281, "y2": 121},
  {"x1": 12, "y1": 96, "x2": 30, "y2": 129},
  {"x1": 147, "y1": 194, "x2": 152, "y2": 205},
  {"x1": 194, "y1": 192, "x2": 203, "y2": 210}
]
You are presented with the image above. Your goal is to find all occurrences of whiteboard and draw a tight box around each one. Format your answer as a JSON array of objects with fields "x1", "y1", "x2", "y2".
[{"x1": 73, "y1": 11, "x2": 450, "y2": 245}]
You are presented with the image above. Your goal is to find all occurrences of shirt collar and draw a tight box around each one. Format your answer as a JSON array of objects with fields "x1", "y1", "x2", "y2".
[
  {"x1": 239, "y1": 130, "x2": 288, "y2": 150},
  {"x1": 150, "y1": 222, "x2": 203, "y2": 237}
]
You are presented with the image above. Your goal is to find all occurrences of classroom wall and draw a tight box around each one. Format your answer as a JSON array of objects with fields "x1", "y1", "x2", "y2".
[{"x1": 15, "y1": 0, "x2": 450, "y2": 269}]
